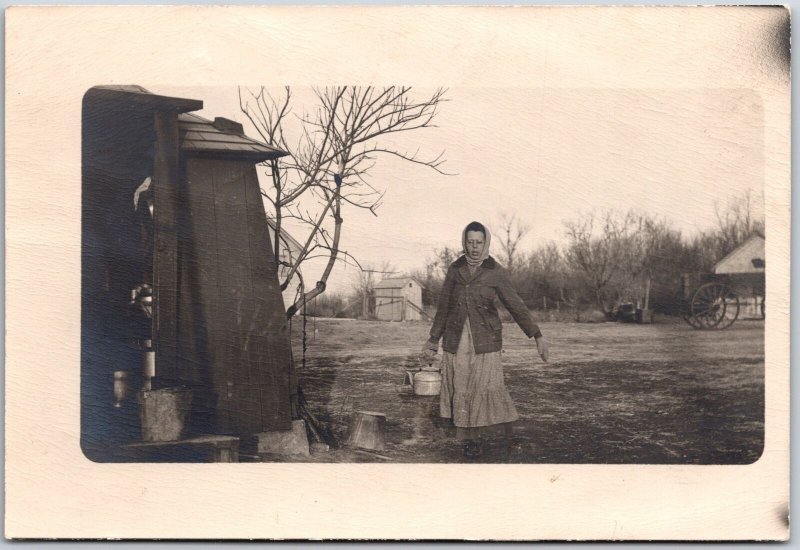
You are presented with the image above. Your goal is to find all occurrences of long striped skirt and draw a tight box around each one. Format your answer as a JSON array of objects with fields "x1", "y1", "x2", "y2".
[{"x1": 439, "y1": 318, "x2": 519, "y2": 439}]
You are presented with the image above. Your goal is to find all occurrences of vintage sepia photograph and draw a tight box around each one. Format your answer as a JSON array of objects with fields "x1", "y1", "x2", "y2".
[
  {"x1": 82, "y1": 84, "x2": 767, "y2": 465},
  {"x1": 6, "y1": 5, "x2": 790, "y2": 540}
]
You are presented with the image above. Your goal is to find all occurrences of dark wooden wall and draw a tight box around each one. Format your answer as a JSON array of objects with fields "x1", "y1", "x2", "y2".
[
  {"x1": 81, "y1": 95, "x2": 155, "y2": 459},
  {"x1": 83, "y1": 90, "x2": 296, "y2": 461},
  {"x1": 177, "y1": 158, "x2": 295, "y2": 434}
]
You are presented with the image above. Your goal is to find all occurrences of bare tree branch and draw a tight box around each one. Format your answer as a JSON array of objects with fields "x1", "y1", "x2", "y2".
[{"x1": 239, "y1": 85, "x2": 450, "y2": 318}]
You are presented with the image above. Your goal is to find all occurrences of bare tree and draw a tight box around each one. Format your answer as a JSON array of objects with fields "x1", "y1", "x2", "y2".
[
  {"x1": 239, "y1": 86, "x2": 450, "y2": 318},
  {"x1": 526, "y1": 241, "x2": 567, "y2": 306},
  {"x1": 714, "y1": 190, "x2": 764, "y2": 246},
  {"x1": 494, "y1": 212, "x2": 530, "y2": 272},
  {"x1": 564, "y1": 210, "x2": 651, "y2": 317},
  {"x1": 434, "y1": 246, "x2": 460, "y2": 277},
  {"x1": 687, "y1": 191, "x2": 765, "y2": 272},
  {"x1": 529, "y1": 242, "x2": 563, "y2": 274},
  {"x1": 412, "y1": 245, "x2": 460, "y2": 306}
]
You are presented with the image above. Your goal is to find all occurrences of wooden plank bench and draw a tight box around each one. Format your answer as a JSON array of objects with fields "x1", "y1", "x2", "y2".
[{"x1": 123, "y1": 435, "x2": 240, "y2": 462}]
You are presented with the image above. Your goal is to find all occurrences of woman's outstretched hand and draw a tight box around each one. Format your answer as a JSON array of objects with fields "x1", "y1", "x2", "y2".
[
  {"x1": 535, "y1": 336, "x2": 549, "y2": 363},
  {"x1": 420, "y1": 340, "x2": 438, "y2": 365}
]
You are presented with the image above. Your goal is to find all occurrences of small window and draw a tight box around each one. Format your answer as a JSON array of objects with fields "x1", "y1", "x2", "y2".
[{"x1": 409, "y1": 283, "x2": 413, "y2": 288}]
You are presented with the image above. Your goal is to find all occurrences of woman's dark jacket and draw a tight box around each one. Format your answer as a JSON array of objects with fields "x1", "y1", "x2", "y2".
[{"x1": 428, "y1": 255, "x2": 542, "y2": 354}]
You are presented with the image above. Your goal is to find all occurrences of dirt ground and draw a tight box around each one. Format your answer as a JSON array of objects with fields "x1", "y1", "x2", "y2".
[{"x1": 270, "y1": 316, "x2": 764, "y2": 464}]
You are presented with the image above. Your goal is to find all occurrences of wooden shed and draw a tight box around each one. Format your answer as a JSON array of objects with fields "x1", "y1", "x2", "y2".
[
  {"x1": 374, "y1": 276, "x2": 426, "y2": 321},
  {"x1": 81, "y1": 86, "x2": 295, "y2": 459}
]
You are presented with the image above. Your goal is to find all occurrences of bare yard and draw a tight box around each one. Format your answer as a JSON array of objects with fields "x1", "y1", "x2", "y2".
[{"x1": 281, "y1": 317, "x2": 764, "y2": 464}]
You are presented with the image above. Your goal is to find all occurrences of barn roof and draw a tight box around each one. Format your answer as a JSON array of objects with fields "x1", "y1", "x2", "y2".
[
  {"x1": 179, "y1": 113, "x2": 288, "y2": 162},
  {"x1": 714, "y1": 235, "x2": 765, "y2": 275},
  {"x1": 375, "y1": 276, "x2": 425, "y2": 289}
]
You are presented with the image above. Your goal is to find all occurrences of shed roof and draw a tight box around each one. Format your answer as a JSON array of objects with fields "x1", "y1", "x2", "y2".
[
  {"x1": 86, "y1": 85, "x2": 203, "y2": 113},
  {"x1": 714, "y1": 235, "x2": 765, "y2": 275},
  {"x1": 266, "y1": 217, "x2": 304, "y2": 256},
  {"x1": 86, "y1": 86, "x2": 287, "y2": 162},
  {"x1": 375, "y1": 276, "x2": 425, "y2": 290},
  {"x1": 179, "y1": 113, "x2": 288, "y2": 162}
]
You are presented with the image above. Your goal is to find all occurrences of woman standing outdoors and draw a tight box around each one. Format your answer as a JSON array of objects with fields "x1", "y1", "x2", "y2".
[{"x1": 422, "y1": 221, "x2": 549, "y2": 459}]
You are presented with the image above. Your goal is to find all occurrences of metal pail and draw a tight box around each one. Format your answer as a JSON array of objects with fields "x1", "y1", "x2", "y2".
[
  {"x1": 139, "y1": 388, "x2": 193, "y2": 442},
  {"x1": 412, "y1": 370, "x2": 442, "y2": 396}
]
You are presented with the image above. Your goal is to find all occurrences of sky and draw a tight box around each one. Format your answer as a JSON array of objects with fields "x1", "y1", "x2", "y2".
[{"x1": 158, "y1": 85, "x2": 765, "y2": 294}]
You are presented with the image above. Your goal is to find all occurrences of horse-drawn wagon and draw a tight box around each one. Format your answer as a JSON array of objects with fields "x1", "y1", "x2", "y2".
[{"x1": 680, "y1": 235, "x2": 765, "y2": 330}]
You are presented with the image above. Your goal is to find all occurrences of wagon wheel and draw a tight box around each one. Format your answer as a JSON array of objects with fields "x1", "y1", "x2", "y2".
[
  {"x1": 679, "y1": 290, "x2": 702, "y2": 329},
  {"x1": 690, "y1": 283, "x2": 725, "y2": 329},
  {"x1": 681, "y1": 309, "x2": 703, "y2": 329},
  {"x1": 715, "y1": 291, "x2": 740, "y2": 329},
  {"x1": 690, "y1": 282, "x2": 740, "y2": 330}
]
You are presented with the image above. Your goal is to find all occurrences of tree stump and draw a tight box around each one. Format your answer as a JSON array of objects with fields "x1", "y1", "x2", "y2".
[{"x1": 345, "y1": 411, "x2": 386, "y2": 451}]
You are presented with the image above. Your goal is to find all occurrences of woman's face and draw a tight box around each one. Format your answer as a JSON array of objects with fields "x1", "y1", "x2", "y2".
[{"x1": 465, "y1": 230, "x2": 485, "y2": 260}]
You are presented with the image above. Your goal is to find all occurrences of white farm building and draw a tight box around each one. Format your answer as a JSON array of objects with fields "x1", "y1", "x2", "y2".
[
  {"x1": 714, "y1": 235, "x2": 765, "y2": 275},
  {"x1": 374, "y1": 276, "x2": 426, "y2": 321},
  {"x1": 714, "y1": 234, "x2": 765, "y2": 319}
]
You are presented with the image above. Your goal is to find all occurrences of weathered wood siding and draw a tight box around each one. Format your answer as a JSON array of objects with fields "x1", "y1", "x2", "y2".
[{"x1": 179, "y1": 158, "x2": 294, "y2": 434}]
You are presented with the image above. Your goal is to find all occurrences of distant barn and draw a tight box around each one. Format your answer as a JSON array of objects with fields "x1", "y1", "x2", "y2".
[
  {"x1": 374, "y1": 276, "x2": 426, "y2": 321},
  {"x1": 714, "y1": 234, "x2": 765, "y2": 319},
  {"x1": 714, "y1": 235, "x2": 765, "y2": 275}
]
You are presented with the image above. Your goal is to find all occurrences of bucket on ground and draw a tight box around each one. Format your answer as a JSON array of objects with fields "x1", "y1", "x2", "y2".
[
  {"x1": 139, "y1": 388, "x2": 193, "y2": 442},
  {"x1": 345, "y1": 410, "x2": 386, "y2": 451}
]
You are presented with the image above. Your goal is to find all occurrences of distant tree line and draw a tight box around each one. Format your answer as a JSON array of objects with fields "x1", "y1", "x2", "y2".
[
  {"x1": 295, "y1": 192, "x2": 763, "y2": 321},
  {"x1": 411, "y1": 192, "x2": 764, "y2": 319}
]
